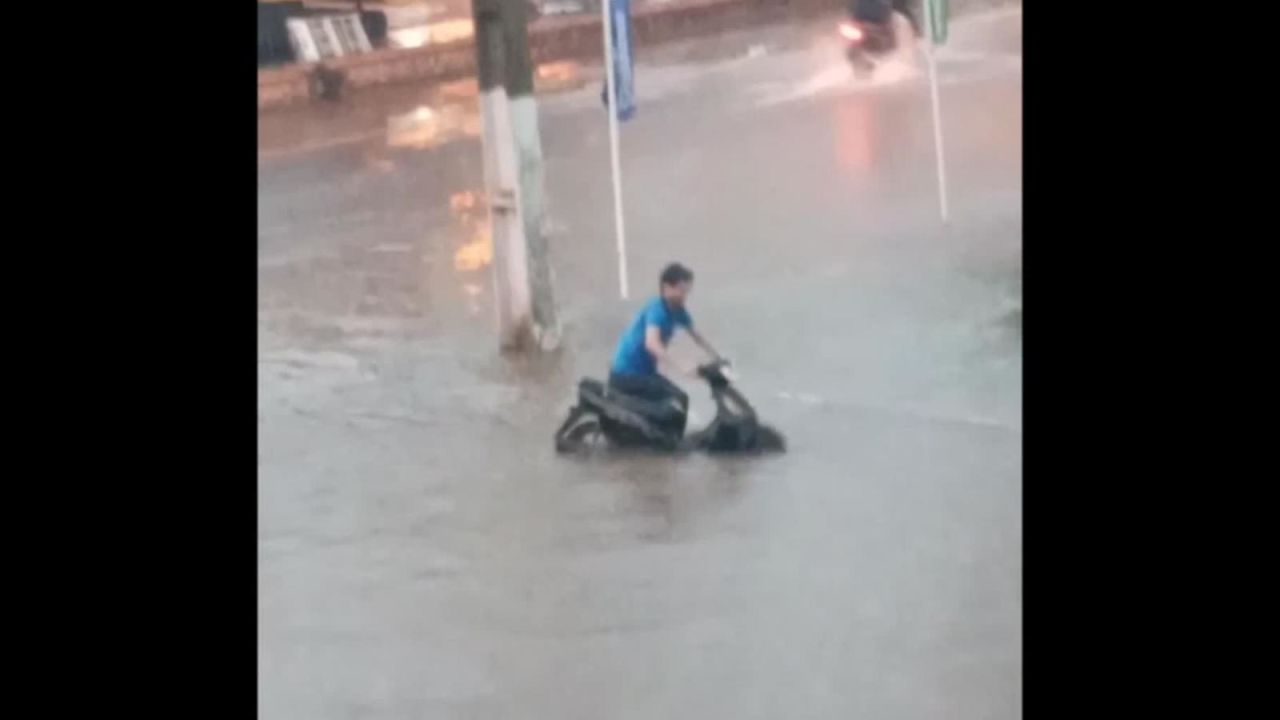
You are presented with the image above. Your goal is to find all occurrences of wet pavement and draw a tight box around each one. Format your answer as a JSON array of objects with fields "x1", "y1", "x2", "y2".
[{"x1": 259, "y1": 7, "x2": 1021, "y2": 719}]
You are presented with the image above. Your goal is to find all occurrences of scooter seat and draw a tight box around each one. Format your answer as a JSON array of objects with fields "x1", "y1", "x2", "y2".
[{"x1": 576, "y1": 377, "x2": 686, "y2": 435}]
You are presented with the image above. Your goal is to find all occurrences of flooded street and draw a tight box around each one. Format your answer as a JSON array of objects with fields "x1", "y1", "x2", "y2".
[{"x1": 259, "y1": 7, "x2": 1022, "y2": 718}]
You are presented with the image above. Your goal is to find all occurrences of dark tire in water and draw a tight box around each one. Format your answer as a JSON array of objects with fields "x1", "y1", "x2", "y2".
[{"x1": 555, "y1": 415, "x2": 603, "y2": 453}]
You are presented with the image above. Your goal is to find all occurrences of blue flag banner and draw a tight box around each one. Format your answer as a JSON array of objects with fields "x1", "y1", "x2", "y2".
[{"x1": 604, "y1": 0, "x2": 636, "y2": 121}]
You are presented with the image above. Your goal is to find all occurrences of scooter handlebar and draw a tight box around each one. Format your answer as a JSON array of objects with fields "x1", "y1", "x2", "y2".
[
  {"x1": 696, "y1": 359, "x2": 734, "y2": 386},
  {"x1": 696, "y1": 358, "x2": 729, "y2": 373}
]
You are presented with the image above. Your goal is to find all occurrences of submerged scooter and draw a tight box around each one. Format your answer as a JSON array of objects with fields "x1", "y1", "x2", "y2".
[{"x1": 554, "y1": 360, "x2": 786, "y2": 454}]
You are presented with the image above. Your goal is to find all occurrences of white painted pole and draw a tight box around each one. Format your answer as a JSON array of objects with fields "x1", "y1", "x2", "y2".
[
  {"x1": 921, "y1": 2, "x2": 950, "y2": 224},
  {"x1": 600, "y1": 0, "x2": 630, "y2": 299},
  {"x1": 480, "y1": 87, "x2": 532, "y2": 349}
]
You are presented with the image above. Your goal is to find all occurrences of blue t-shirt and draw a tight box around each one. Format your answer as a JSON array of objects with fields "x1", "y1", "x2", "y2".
[{"x1": 611, "y1": 296, "x2": 693, "y2": 376}]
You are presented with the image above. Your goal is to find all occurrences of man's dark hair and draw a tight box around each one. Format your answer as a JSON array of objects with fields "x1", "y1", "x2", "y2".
[{"x1": 659, "y1": 262, "x2": 694, "y2": 287}]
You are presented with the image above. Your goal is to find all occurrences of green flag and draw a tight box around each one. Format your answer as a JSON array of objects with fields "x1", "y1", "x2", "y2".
[{"x1": 926, "y1": 0, "x2": 949, "y2": 45}]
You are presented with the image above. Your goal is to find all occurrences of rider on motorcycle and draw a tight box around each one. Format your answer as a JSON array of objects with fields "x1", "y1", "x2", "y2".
[
  {"x1": 849, "y1": 0, "x2": 920, "y2": 36},
  {"x1": 609, "y1": 263, "x2": 719, "y2": 414}
]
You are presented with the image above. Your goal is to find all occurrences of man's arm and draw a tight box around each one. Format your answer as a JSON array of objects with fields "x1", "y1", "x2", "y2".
[
  {"x1": 644, "y1": 325, "x2": 670, "y2": 365},
  {"x1": 645, "y1": 326, "x2": 698, "y2": 378},
  {"x1": 684, "y1": 326, "x2": 721, "y2": 361}
]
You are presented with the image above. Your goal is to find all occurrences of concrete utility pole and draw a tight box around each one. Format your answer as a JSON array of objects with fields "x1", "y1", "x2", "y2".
[
  {"x1": 502, "y1": 0, "x2": 561, "y2": 351},
  {"x1": 471, "y1": 0, "x2": 560, "y2": 352}
]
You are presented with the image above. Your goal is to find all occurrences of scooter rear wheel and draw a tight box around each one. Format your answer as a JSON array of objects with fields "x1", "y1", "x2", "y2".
[{"x1": 555, "y1": 414, "x2": 604, "y2": 453}]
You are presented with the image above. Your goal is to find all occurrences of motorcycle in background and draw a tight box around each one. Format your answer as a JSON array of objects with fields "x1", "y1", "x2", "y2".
[{"x1": 839, "y1": 1, "x2": 920, "y2": 79}]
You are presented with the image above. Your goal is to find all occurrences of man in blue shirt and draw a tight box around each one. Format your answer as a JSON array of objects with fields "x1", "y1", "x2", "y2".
[{"x1": 609, "y1": 263, "x2": 720, "y2": 411}]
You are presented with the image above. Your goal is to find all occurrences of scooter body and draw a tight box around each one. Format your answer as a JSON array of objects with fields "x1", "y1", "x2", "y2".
[{"x1": 554, "y1": 361, "x2": 785, "y2": 454}]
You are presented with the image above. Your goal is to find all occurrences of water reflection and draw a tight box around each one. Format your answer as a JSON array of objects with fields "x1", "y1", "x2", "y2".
[
  {"x1": 262, "y1": 54, "x2": 583, "y2": 160},
  {"x1": 388, "y1": 19, "x2": 475, "y2": 49},
  {"x1": 381, "y1": 58, "x2": 583, "y2": 152},
  {"x1": 453, "y1": 233, "x2": 492, "y2": 272},
  {"x1": 449, "y1": 190, "x2": 493, "y2": 316},
  {"x1": 386, "y1": 103, "x2": 481, "y2": 150},
  {"x1": 536, "y1": 60, "x2": 587, "y2": 93},
  {"x1": 834, "y1": 99, "x2": 878, "y2": 175}
]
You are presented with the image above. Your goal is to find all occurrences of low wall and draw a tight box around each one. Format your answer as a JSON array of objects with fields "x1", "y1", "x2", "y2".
[{"x1": 258, "y1": 0, "x2": 1017, "y2": 109}]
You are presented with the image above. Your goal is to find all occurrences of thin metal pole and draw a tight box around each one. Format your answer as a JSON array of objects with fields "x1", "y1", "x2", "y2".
[
  {"x1": 921, "y1": 1, "x2": 949, "y2": 223},
  {"x1": 601, "y1": 0, "x2": 630, "y2": 299}
]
